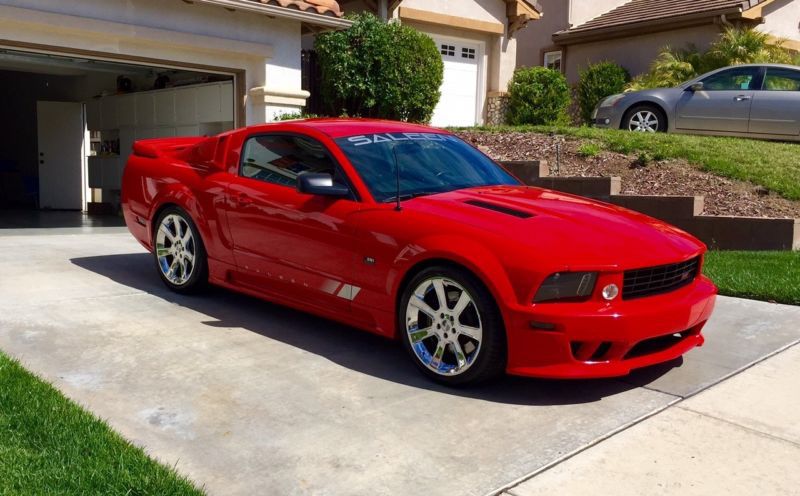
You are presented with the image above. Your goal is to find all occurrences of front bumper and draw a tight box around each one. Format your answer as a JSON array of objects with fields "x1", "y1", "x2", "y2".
[
  {"x1": 503, "y1": 276, "x2": 717, "y2": 379},
  {"x1": 591, "y1": 105, "x2": 622, "y2": 129}
]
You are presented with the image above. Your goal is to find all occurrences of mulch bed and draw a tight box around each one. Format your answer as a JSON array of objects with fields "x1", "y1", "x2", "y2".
[{"x1": 457, "y1": 131, "x2": 800, "y2": 219}]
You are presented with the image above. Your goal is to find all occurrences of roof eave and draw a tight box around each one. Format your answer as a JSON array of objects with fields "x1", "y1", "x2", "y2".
[
  {"x1": 552, "y1": 7, "x2": 750, "y2": 45},
  {"x1": 185, "y1": 0, "x2": 353, "y2": 29}
]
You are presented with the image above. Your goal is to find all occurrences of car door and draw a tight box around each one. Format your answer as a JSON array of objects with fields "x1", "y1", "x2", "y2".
[
  {"x1": 675, "y1": 66, "x2": 762, "y2": 133},
  {"x1": 225, "y1": 132, "x2": 363, "y2": 315},
  {"x1": 748, "y1": 66, "x2": 800, "y2": 136}
]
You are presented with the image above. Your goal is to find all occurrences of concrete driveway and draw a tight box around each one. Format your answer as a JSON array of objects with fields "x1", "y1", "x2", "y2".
[{"x1": 1, "y1": 231, "x2": 799, "y2": 495}]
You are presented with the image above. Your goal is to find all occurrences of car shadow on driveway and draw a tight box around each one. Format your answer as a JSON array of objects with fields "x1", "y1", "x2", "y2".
[{"x1": 70, "y1": 253, "x2": 682, "y2": 406}]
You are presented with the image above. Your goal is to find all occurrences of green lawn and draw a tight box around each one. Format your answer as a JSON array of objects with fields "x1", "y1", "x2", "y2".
[
  {"x1": 467, "y1": 125, "x2": 800, "y2": 201},
  {"x1": 704, "y1": 251, "x2": 800, "y2": 305},
  {"x1": 0, "y1": 352, "x2": 203, "y2": 496}
]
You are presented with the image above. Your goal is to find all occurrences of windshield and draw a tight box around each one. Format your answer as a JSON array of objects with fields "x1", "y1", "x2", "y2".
[{"x1": 335, "y1": 133, "x2": 519, "y2": 202}]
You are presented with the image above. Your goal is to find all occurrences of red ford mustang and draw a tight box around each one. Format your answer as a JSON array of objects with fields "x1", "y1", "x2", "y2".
[{"x1": 122, "y1": 119, "x2": 717, "y2": 385}]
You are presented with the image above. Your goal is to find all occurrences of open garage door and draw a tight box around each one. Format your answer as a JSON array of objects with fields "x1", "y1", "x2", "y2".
[{"x1": 0, "y1": 48, "x2": 236, "y2": 229}]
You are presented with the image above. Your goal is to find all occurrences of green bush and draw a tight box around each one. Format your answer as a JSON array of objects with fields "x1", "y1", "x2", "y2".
[
  {"x1": 577, "y1": 62, "x2": 630, "y2": 123},
  {"x1": 577, "y1": 142, "x2": 602, "y2": 158},
  {"x1": 628, "y1": 27, "x2": 796, "y2": 90},
  {"x1": 507, "y1": 67, "x2": 571, "y2": 125},
  {"x1": 314, "y1": 13, "x2": 443, "y2": 122}
]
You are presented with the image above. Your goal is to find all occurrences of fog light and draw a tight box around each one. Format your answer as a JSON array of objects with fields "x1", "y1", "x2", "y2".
[
  {"x1": 602, "y1": 284, "x2": 619, "y2": 301},
  {"x1": 604, "y1": 118, "x2": 611, "y2": 125}
]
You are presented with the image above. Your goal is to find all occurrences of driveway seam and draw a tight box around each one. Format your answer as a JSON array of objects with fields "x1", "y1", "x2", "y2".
[
  {"x1": 491, "y1": 338, "x2": 800, "y2": 496},
  {"x1": 675, "y1": 404, "x2": 800, "y2": 449}
]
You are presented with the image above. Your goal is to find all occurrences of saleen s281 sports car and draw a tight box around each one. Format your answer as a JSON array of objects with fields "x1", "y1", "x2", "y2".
[{"x1": 122, "y1": 119, "x2": 717, "y2": 386}]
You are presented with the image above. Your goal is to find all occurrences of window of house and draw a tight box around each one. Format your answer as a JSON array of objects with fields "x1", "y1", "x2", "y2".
[
  {"x1": 240, "y1": 134, "x2": 338, "y2": 187},
  {"x1": 440, "y1": 44, "x2": 455, "y2": 57},
  {"x1": 544, "y1": 51, "x2": 562, "y2": 71},
  {"x1": 461, "y1": 47, "x2": 476, "y2": 60},
  {"x1": 763, "y1": 68, "x2": 800, "y2": 91}
]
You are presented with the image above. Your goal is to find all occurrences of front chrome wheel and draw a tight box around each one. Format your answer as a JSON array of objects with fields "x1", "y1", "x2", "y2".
[
  {"x1": 627, "y1": 110, "x2": 660, "y2": 132},
  {"x1": 405, "y1": 277, "x2": 483, "y2": 376},
  {"x1": 155, "y1": 213, "x2": 196, "y2": 286}
]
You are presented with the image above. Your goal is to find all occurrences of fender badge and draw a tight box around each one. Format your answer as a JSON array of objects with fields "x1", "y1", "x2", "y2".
[{"x1": 364, "y1": 256, "x2": 376, "y2": 265}]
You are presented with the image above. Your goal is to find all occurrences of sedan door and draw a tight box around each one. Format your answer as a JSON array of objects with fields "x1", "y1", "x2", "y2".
[
  {"x1": 225, "y1": 133, "x2": 363, "y2": 315},
  {"x1": 748, "y1": 67, "x2": 800, "y2": 136},
  {"x1": 675, "y1": 66, "x2": 762, "y2": 133}
]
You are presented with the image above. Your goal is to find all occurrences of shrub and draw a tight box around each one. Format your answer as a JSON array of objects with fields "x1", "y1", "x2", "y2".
[
  {"x1": 507, "y1": 67, "x2": 571, "y2": 125},
  {"x1": 577, "y1": 142, "x2": 602, "y2": 158},
  {"x1": 577, "y1": 62, "x2": 630, "y2": 124},
  {"x1": 314, "y1": 13, "x2": 443, "y2": 122},
  {"x1": 628, "y1": 27, "x2": 796, "y2": 90},
  {"x1": 274, "y1": 111, "x2": 319, "y2": 121}
]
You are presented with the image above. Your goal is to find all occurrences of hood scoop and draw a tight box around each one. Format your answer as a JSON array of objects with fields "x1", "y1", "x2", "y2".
[{"x1": 464, "y1": 199, "x2": 534, "y2": 219}]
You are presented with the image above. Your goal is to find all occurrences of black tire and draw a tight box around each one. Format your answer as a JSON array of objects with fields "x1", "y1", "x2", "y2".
[
  {"x1": 622, "y1": 104, "x2": 667, "y2": 133},
  {"x1": 152, "y1": 206, "x2": 208, "y2": 294},
  {"x1": 398, "y1": 265, "x2": 506, "y2": 386}
]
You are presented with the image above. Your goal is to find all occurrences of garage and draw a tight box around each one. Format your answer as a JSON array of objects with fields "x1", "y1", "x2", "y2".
[
  {"x1": 430, "y1": 37, "x2": 483, "y2": 128},
  {"x1": 0, "y1": 48, "x2": 235, "y2": 222}
]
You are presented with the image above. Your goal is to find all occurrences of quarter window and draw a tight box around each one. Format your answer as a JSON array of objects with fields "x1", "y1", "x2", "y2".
[
  {"x1": 240, "y1": 135, "x2": 338, "y2": 188},
  {"x1": 700, "y1": 67, "x2": 761, "y2": 91},
  {"x1": 763, "y1": 68, "x2": 800, "y2": 91}
]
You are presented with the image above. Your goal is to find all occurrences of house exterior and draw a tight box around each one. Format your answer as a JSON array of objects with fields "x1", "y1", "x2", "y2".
[
  {"x1": 516, "y1": 0, "x2": 800, "y2": 83},
  {"x1": 331, "y1": 0, "x2": 542, "y2": 126}
]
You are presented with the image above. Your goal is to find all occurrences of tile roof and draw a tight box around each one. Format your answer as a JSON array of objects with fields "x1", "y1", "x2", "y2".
[
  {"x1": 246, "y1": 0, "x2": 343, "y2": 17},
  {"x1": 563, "y1": 0, "x2": 766, "y2": 35}
]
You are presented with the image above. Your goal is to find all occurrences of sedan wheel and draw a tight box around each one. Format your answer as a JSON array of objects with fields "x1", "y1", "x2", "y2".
[
  {"x1": 400, "y1": 267, "x2": 505, "y2": 386},
  {"x1": 153, "y1": 207, "x2": 207, "y2": 292},
  {"x1": 624, "y1": 105, "x2": 666, "y2": 133}
]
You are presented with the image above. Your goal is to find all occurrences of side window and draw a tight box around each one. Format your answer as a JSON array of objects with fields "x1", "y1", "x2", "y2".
[
  {"x1": 240, "y1": 135, "x2": 337, "y2": 187},
  {"x1": 763, "y1": 68, "x2": 800, "y2": 91},
  {"x1": 701, "y1": 67, "x2": 760, "y2": 91}
]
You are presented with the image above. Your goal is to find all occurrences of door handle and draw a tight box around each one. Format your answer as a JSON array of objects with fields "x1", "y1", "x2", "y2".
[
  {"x1": 231, "y1": 192, "x2": 253, "y2": 207},
  {"x1": 734, "y1": 95, "x2": 751, "y2": 101}
]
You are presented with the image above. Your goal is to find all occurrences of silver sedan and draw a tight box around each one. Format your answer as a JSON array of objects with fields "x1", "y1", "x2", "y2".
[{"x1": 593, "y1": 64, "x2": 800, "y2": 140}]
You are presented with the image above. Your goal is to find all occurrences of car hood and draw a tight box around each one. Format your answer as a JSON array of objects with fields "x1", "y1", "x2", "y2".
[{"x1": 405, "y1": 186, "x2": 704, "y2": 270}]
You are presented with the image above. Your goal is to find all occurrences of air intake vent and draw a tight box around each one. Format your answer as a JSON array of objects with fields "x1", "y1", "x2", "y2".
[
  {"x1": 623, "y1": 257, "x2": 700, "y2": 300},
  {"x1": 464, "y1": 200, "x2": 533, "y2": 218}
]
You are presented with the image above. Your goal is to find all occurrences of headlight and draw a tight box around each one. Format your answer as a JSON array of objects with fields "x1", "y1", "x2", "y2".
[
  {"x1": 533, "y1": 272, "x2": 598, "y2": 303},
  {"x1": 599, "y1": 94, "x2": 626, "y2": 108}
]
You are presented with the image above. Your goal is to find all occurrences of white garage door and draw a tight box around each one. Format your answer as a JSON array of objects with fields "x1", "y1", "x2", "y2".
[{"x1": 430, "y1": 39, "x2": 480, "y2": 128}]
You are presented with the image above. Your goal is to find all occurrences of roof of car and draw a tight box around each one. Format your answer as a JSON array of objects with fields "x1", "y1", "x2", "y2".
[{"x1": 279, "y1": 118, "x2": 451, "y2": 139}]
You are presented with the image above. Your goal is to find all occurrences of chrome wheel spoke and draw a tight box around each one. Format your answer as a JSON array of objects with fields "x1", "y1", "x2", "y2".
[
  {"x1": 409, "y1": 296, "x2": 437, "y2": 320},
  {"x1": 451, "y1": 340, "x2": 467, "y2": 368},
  {"x1": 159, "y1": 225, "x2": 176, "y2": 243},
  {"x1": 432, "y1": 279, "x2": 447, "y2": 311},
  {"x1": 430, "y1": 338, "x2": 446, "y2": 370},
  {"x1": 409, "y1": 326, "x2": 435, "y2": 344},
  {"x1": 452, "y1": 291, "x2": 471, "y2": 319},
  {"x1": 457, "y1": 323, "x2": 481, "y2": 342}
]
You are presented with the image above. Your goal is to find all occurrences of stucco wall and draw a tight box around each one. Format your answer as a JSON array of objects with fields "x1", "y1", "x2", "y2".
[
  {"x1": 759, "y1": 0, "x2": 800, "y2": 41},
  {"x1": 564, "y1": 24, "x2": 722, "y2": 83},
  {"x1": 399, "y1": 0, "x2": 505, "y2": 25},
  {"x1": 515, "y1": 0, "x2": 570, "y2": 68},
  {"x1": 0, "y1": 0, "x2": 305, "y2": 123}
]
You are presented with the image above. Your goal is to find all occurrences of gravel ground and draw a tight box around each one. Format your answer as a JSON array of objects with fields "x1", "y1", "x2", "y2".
[{"x1": 457, "y1": 131, "x2": 800, "y2": 219}]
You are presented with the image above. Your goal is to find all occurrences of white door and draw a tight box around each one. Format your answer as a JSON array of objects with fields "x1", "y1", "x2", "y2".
[
  {"x1": 37, "y1": 101, "x2": 85, "y2": 210},
  {"x1": 430, "y1": 39, "x2": 480, "y2": 127}
]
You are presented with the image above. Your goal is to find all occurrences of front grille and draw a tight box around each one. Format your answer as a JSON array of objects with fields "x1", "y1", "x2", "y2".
[{"x1": 623, "y1": 257, "x2": 699, "y2": 300}]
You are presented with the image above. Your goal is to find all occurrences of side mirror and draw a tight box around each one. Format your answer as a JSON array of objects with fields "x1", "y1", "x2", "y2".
[
  {"x1": 297, "y1": 172, "x2": 350, "y2": 197},
  {"x1": 689, "y1": 82, "x2": 704, "y2": 92}
]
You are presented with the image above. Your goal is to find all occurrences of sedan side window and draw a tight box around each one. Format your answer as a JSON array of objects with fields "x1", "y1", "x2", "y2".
[
  {"x1": 240, "y1": 135, "x2": 338, "y2": 187},
  {"x1": 763, "y1": 68, "x2": 800, "y2": 91},
  {"x1": 701, "y1": 67, "x2": 761, "y2": 91}
]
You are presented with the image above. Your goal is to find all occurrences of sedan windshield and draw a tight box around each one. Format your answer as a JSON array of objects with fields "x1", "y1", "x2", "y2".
[{"x1": 335, "y1": 133, "x2": 519, "y2": 203}]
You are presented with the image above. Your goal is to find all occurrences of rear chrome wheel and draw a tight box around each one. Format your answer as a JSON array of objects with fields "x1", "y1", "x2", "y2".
[
  {"x1": 153, "y1": 207, "x2": 207, "y2": 293},
  {"x1": 399, "y1": 266, "x2": 505, "y2": 386}
]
